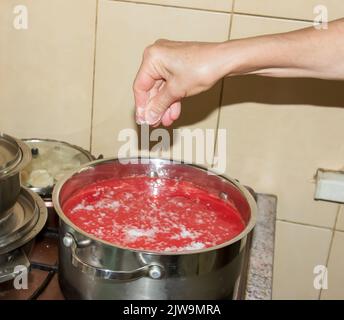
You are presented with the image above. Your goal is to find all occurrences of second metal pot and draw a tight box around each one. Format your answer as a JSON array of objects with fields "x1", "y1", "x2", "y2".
[
  {"x1": 0, "y1": 134, "x2": 31, "y2": 216},
  {"x1": 21, "y1": 138, "x2": 96, "y2": 228}
]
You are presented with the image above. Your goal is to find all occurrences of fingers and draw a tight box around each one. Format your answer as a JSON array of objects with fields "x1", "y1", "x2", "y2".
[
  {"x1": 169, "y1": 101, "x2": 181, "y2": 121},
  {"x1": 161, "y1": 108, "x2": 173, "y2": 127},
  {"x1": 137, "y1": 86, "x2": 182, "y2": 127},
  {"x1": 133, "y1": 59, "x2": 158, "y2": 124},
  {"x1": 145, "y1": 82, "x2": 181, "y2": 125},
  {"x1": 159, "y1": 102, "x2": 181, "y2": 127},
  {"x1": 133, "y1": 42, "x2": 183, "y2": 126}
]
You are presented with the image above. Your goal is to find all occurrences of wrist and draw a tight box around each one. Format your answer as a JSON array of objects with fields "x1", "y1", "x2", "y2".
[
  {"x1": 216, "y1": 39, "x2": 267, "y2": 77},
  {"x1": 217, "y1": 35, "x2": 291, "y2": 78}
]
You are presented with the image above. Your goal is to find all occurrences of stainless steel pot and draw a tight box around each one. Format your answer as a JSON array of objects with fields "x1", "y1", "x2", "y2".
[
  {"x1": 0, "y1": 187, "x2": 47, "y2": 283},
  {"x1": 53, "y1": 158, "x2": 256, "y2": 300},
  {"x1": 0, "y1": 134, "x2": 31, "y2": 216}
]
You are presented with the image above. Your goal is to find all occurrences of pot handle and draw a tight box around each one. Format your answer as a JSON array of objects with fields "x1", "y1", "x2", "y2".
[{"x1": 63, "y1": 233, "x2": 164, "y2": 281}]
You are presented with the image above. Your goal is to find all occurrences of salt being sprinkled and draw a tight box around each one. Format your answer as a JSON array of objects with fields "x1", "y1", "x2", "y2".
[{"x1": 63, "y1": 176, "x2": 245, "y2": 253}]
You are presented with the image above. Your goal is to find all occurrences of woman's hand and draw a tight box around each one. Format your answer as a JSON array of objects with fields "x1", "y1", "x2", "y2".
[{"x1": 133, "y1": 40, "x2": 226, "y2": 126}]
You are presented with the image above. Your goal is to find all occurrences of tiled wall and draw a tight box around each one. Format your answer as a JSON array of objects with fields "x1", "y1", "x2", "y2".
[
  {"x1": 91, "y1": 1, "x2": 230, "y2": 162},
  {"x1": 1, "y1": 0, "x2": 344, "y2": 299},
  {"x1": 0, "y1": 0, "x2": 97, "y2": 149}
]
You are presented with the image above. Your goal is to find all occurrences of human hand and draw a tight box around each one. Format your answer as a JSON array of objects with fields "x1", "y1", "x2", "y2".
[{"x1": 133, "y1": 40, "x2": 225, "y2": 126}]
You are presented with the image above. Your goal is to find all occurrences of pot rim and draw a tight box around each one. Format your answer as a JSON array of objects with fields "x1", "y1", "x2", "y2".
[
  {"x1": 52, "y1": 157, "x2": 257, "y2": 256},
  {"x1": 0, "y1": 134, "x2": 31, "y2": 179}
]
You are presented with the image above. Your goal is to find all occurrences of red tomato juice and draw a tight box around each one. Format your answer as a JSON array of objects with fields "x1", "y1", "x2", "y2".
[{"x1": 62, "y1": 177, "x2": 245, "y2": 253}]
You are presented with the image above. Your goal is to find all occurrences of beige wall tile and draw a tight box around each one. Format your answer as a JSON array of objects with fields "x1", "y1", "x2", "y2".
[
  {"x1": 219, "y1": 102, "x2": 342, "y2": 228},
  {"x1": 320, "y1": 231, "x2": 344, "y2": 299},
  {"x1": 230, "y1": 14, "x2": 310, "y2": 39},
  {"x1": 0, "y1": 0, "x2": 97, "y2": 149},
  {"x1": 336, "y1": 206, "x2": 344, "y2": 231},
  {"x1": 220, "y1": 14, "x2": 344, "y2": 228},
  {"x1": 116, "y1": 0, "x2": 233, "y2": 12},
  {"x1": 92, "y1": 1, "x2": 230, "y2": 161},
  {"x1": 272, "y1": 221, "x2": 332, "y2": 299},
  {"x1": 235, "y1": 0, "x2": 344, "y2": 21}
]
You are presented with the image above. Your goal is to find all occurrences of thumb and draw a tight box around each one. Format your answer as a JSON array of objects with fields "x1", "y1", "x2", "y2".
[{"x1": 145, "y1": 83, "x2": 179, "y2": 125}]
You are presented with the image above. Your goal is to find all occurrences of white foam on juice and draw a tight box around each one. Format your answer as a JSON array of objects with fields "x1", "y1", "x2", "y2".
[
  {"x1": 71, "y1": 200, "x2": 95, "y2": 213},
  {"x1": 125, "y1": 227, "x2": 156, "y2": 241},
  {"x1": 164, "y1": 241, "x2": 206, "y2": 252},
  {"x1": 95, "y1": 199, "x2": 121, "y2": 210}
]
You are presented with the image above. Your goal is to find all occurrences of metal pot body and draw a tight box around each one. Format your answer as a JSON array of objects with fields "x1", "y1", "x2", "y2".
[
  {"x1": 0, "y1": 187, "x2": 47, "y2": 284},
  {"x1": 58, "y1": 220, "x2": 248, "y2": 299},
  {"x1": 53, "y1": 158, "x2": 256, "y2": 300},
  {"x1": 0, "y1": 173, "x2": 21, "y2": 217},
  {"x1": 0, "y1": 135, "x2": 31, "y2": 216}
]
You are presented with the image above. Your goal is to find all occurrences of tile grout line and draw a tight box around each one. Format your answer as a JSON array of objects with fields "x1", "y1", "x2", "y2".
[
  {"x1": 233, "y1": 11, "x2": 314, "y2": 23},
  {"x1": 276, "y1": 218, "x2": 334, "y2": 231},
  {"x1": 89, "y1": 0, "x2": 100, "y2": 154},
  {"x1": 111, "y1": 0, "x2": 314, "y2": 23},
  {"x1": 319, "y1": 204, "x2": 341, "y2": 299},
  {"x1": 113, "y1": 0, "x2": 232, "y2": 14},
  {"x1": 270, "y1": 198, "x2": 277, "y2": 299},
  {"x1": 211, "y1": 1, "x2": 234, "y2": 169}
]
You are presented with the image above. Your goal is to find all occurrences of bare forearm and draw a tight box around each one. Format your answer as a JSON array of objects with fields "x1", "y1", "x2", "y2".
[{"x1": 219, "y1": 19, "x2": 344, "y2": 80}]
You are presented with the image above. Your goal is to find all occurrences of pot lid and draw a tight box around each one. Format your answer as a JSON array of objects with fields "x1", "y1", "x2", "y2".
[
  {"x1": 0, "y1": 134, "x2": 32, "y2": 179},
  {"x1": 21, "y1": 138, "x2": 95, "y2": 197},
  {"x1": 0, "y1": 187, "x2": 47, "y2": 255},
  {"x1": 0, "y1": 134, "x2": 22, "y2": 176}
]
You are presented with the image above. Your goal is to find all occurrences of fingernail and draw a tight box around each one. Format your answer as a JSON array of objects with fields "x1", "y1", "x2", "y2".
[
  {"x1": 135, "y1": 107, "x2": 145, "y2": 125},
  {"x1": 146, "y1": 110, "x2": 160, "y2": 125},
  {"x1": 136, "y1": 118, "x2": 148, "y2": 125}
]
